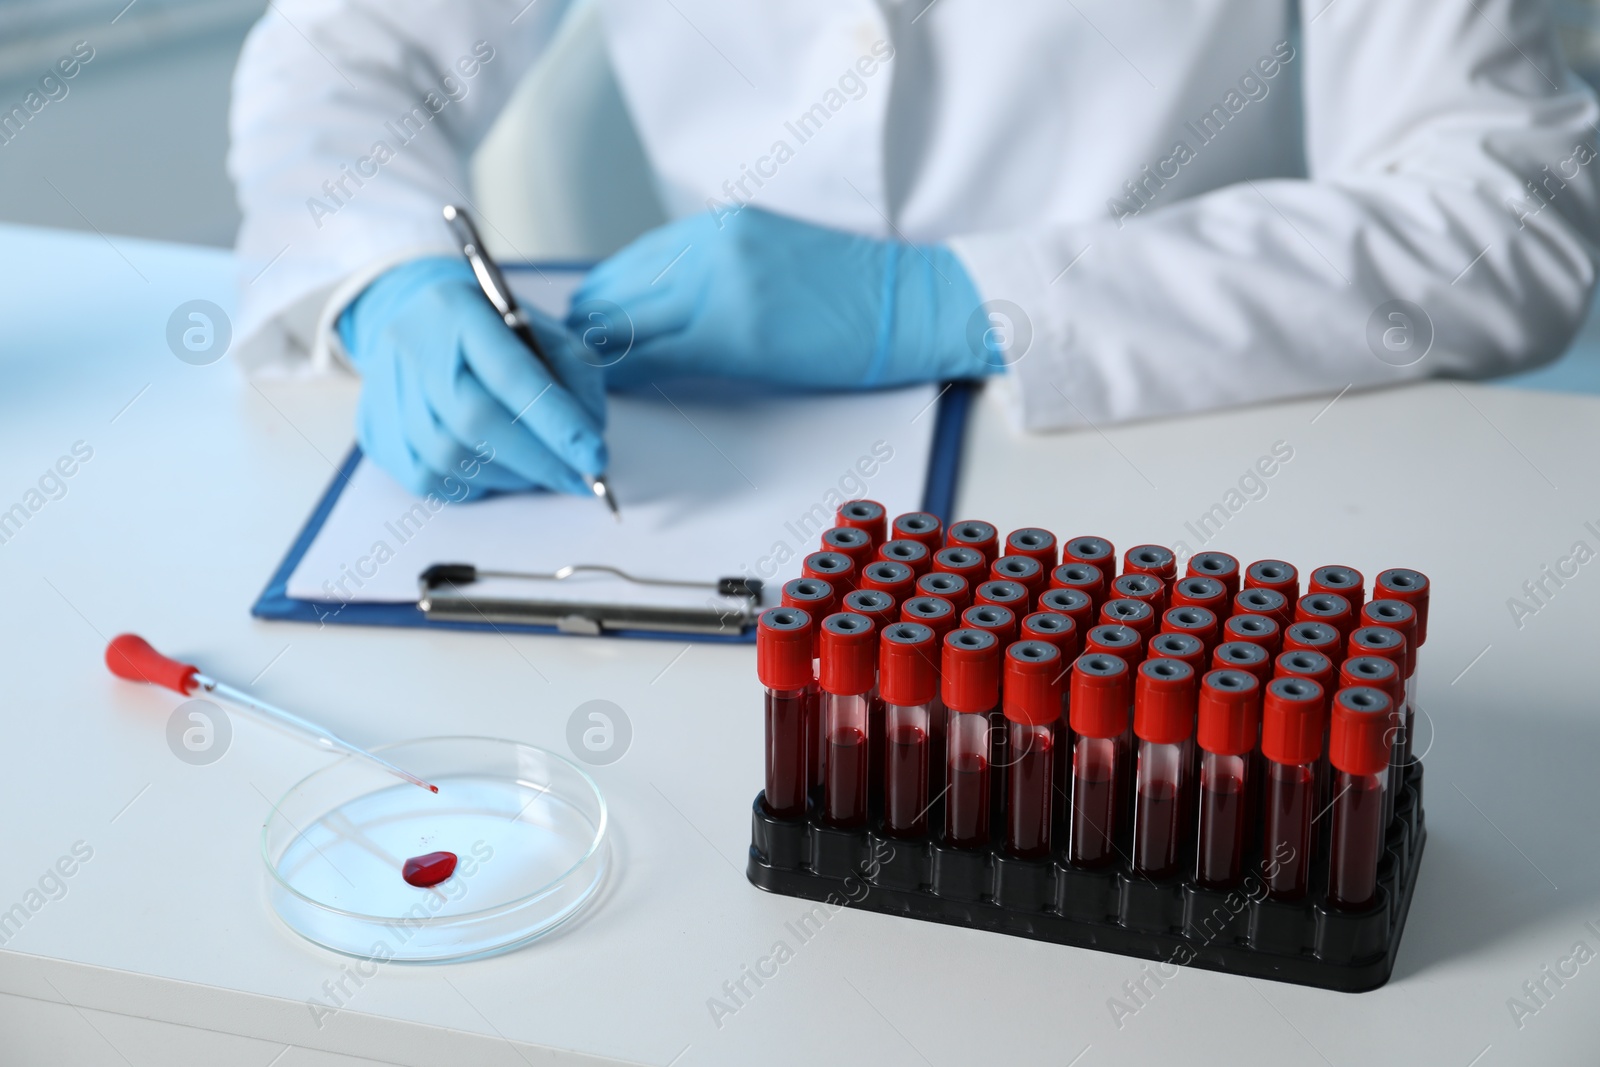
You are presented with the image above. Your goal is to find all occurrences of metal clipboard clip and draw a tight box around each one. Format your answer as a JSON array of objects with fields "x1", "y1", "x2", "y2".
[{"x1": 418, "y1": 563, "x2": 764, "y2": 636}]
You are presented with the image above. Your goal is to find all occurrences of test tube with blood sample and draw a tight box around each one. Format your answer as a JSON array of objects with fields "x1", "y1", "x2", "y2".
[
  {"x1": 781, "y1": 577, "x2": 836, "y2": 790},
  {"x1": 817, "y1": 612, "x2": 877, "y2": 831},
  {"x1": 1260, "y1": 677, "x2": 1326, "y2": 900},
  {"x1": 942, "y1": 628, "x2": 1001, "y2": 849},
  {"x1": 1005, "y1": 640, "x2": 1066, "y2": 860},
  {"x1": 1326, "y1": 686, "x2": 1394, "y2": 910},
  {"x1": 1131, "y1": 657, "x2": 1197, "y2": 879},
  {"x1": 880, "y1": 622, "x2": 939, "y2": 838},
  {"x1": 1068, "y1": 652, "x2": 1132, "y2": 868},
  {"x1": 1361, "y1": 598, "x2": 1420, "y2": 768},
  {"x1": 758, "y1": 607, "x2": 814, "y2": 820},
  {"x1": 1194, "y1": 668, "x2": 1261, "y2": 889}
]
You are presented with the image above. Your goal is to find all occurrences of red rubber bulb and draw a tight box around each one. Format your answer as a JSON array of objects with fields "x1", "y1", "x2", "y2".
[{"x1": 105, "y1": 634, "x2": 198, "y2": 695}]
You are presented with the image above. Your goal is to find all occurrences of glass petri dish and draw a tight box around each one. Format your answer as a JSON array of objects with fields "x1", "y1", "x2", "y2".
[{"x1": 262, "y1": 736, "x2": 608, "y2": 962}]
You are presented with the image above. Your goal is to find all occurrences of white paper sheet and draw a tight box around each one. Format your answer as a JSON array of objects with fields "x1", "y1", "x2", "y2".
[{"x1": 286, "y1": 270, "x2": 942, "y2": 610}]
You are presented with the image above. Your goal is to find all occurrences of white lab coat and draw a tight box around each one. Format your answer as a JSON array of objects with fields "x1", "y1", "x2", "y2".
[{"x1": 228, "y1": 0, "x2": 1600, "y2": 430}]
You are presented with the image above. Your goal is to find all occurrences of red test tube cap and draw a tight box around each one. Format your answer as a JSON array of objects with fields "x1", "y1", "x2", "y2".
[
  {"x1": 945, "y1": 520, "x2": 999, "y2": 563},
  {"x1": 818, "y1": 612, "x2": 876, "y2": 696},
  {"x1": 781, "y1": 578, "x2": 837, "y2": 624},
  {"x1": 1361, "y1": 598, "x2": 1419, "y2": 677},
  {"x1": 859, "y1": 559, "x2": 915, "y2": 599},
  {"x1": 802, "y1": 551, "x2": 855, "y2": 591},
  {"x1": 901, "y1": 595, "x2": 958, "y2": 641},
  {"x1": 1310, "y1": 565, "x2": 1366, "y2": 611},
  {"x1": 991, "y1": 554, "x2": 1045, "y2": 594},
  {"x1": 1261, "y1": 676, "x2": 1326, "y2": 766},
  {"x1": 1070, "y1": 652, "x2": 1132, "y2": 738},
  {"x1": 878, "y1": 538, "x2": 931, "y2": 576},
  {"x1": 916, "y1": 570, "x2": 971, "y2": 612},
  {"x1": 1161, "y1": 605, "x2": 1219, "y2": 647},
  {"x1": 1196, "y1": 669, "x2": 1261, "y2": 756},
  {"x1": 961, "y1": 603, "x2": 1017, "y2": 645},
  {"x1": 842, "y1": 588, "x2": 897, "y2": 629},
  {"x1": 1147, "y1": 630, "x2": 1206, "y2": 672},
  {"x1": 879, "y1": 621, "x2": 938, "y2": 707},
  {"x1": 1212, "y1": 639, "x2": 1271, "y2": 684},
  {"x1": 1004, "y1": 527, "x2": 1058, "y2": 568},
  {"x1": 1348, "y1": 626, "x2": 1407, "y2": 679},
  {"x1": 976, "y1": 580, "x2": 1030, "y2": 610},
  {"x1": 1134, "y1": 657, "x2": 1197, "y2": 745},
  {"x1": 1283, "y1": 620, "x2": 1341, "y2": 655},
  {"x1": 932, "y1": 545, "x2": 987, "y2": 582},
  {"x1": 1171, "y1": 576, "x2": 1227, "y2": 611},
  {"x1": 1223, "y1": 613, "x2": 1281, "y2": 653},
  {"x1": 942, "y1": 628, "x2": 1001, "y2": 713},
  {"x1": 1340, "y1": 655, "x2": 1402, "y2": 709},
  {"x1": 1188, "y1": 552, "x2": 1241, "y2": 595},
  {"x1": 757, "y1": 607, "x2": 814, "y2": 691},
  {"x1": 1039, "y1": 586, "x2": 1094, "y2": 631},
  {"x1": 820, "y1": 526, "x2": 874, "y2": 570},
  {"x1": 1004, "y1": 641, "x2": 1065, "y2": 726},
  {"x1": 1376, "y1": 568, "x2": 1430, "y2": 644},
  {"x1": 1234, "y1": 587, "x2": 1290, "y2": 627},
  {"x1": 836, "y1": 499, "x2": 886, "y2": 546},
  {"x1": 1124, "y1": 544, "x2": 1177, "y2": 580},
  {"x1": 1245, "y1": 559, "x2": 1300, "y2": 598},
  {"x1": 1274, "y1": 649, "x2": 1334, "y2": 691},
  {"x1": 1021, "y1": 611, "x2": 1080, "y2": 661},
  {"x1": 1294, "y1": 592, "x2": 1353, "y2": 634},
  {"x1": 891, "y1": 512, "x2": 943, "y2": 551},
  {"x1": 1100, "y1": 598, "x2": 1156, "y2": 637},
  {"x1": 1112, "y1": 572, "x2": 1165, "y2": 606},
  {"x1": 1085, "y1": 623, "x2": 1143, "y2": 664},
  {"x1": 1062, "y1": 536, "x2": 1115, "y2": 568},
  {"x1": 1329, "y1": 687, "x2": 1393, "y2": 775}
]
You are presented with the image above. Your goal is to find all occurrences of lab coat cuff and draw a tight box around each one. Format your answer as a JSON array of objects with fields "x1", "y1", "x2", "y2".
[{"x1": 945, "y1": 230, "x2": 1089, "y2": 434}]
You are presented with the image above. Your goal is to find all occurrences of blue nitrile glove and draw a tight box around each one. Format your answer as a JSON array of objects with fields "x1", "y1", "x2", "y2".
[
  {"x1": 337, "y1": 257, "x2": 606, "y2": 500},
  {"x1": 567, "y1": 206, "x2": 1004, "y2": 390}
]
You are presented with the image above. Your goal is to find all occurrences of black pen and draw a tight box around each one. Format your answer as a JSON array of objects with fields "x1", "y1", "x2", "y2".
[{"x1": 443, "y1": 204, "x2": 620, "y2": 521}]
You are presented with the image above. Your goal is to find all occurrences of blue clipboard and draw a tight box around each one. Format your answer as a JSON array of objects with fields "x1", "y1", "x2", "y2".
[{"x1": 252, "y1": 381, "x2": 976, "y2": 645}]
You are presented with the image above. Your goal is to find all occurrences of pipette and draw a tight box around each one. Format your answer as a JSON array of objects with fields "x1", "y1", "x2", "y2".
[{"x1": 105, "y1": 634, "x2": 439, "y2": 793}]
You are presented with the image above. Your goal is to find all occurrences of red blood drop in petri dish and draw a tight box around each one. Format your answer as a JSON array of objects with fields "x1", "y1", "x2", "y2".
[{"x1": 402, "y1": 851, "x2": 458, "y2": 887}]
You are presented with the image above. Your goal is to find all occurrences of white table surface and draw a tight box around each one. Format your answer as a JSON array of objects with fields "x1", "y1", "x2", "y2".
[{"x1": 2, "y1": 222, "x2": 1599, "y2": 1067}]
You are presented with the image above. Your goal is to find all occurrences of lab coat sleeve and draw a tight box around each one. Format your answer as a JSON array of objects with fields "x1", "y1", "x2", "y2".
[
  {"x1": 227, "y1": 0, "x2": 574, "y2": 374},
  {"x1": 947, "y1": 0, "x2": 1600, "y2": 431}
]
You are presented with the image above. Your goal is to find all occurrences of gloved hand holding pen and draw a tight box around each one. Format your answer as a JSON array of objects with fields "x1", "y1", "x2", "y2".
[
  {"x1": 336, "y1": 257, "x2": 607, "y2": 500},
  {"x1": 568, "y1": 207, "x2": 1006, "y2": 391}
]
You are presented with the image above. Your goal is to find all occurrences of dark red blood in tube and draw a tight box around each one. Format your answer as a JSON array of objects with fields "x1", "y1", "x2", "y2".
[
  {"x1": 825, "y1": 726, "x2": 869, "y2": 826},
  {"x1": 820, "y1": 526, "x2": 875, "y2": 572},
  {"x1": 1131, "y1": 657, "x2": 1196, "y2": 879},
  {"x1": 1194, "y1": 669, "x2": 1260, "y2": 888},
  {"x1": 916, "y1": 570, "x2": 971, "y2": 612},
  {"x1": 403, "y1": 851, "x2": 458, "y2": 887},
  {"x1": 1244, "y1": 559, "x2": 1300, "y2": 599},
  {"x1": 1123, "y1": 544, "x2": 1177, "y2": 582},
  {"x1": 932, "y1": 545, "x2": 988, "y2": 584},
  {"x1": 991, "y1": 554, "x2": 1047, "y2": 599},
  {"x1": 892, "y1": 512, "x2": 943, "y2": 551},
  {"x1": 1147, "y1": 631, "x2": 1205, "y2": 672},
  {"x1": 1039, "y1": 586, "x2": 1095, "y2": 633},
  {"x1": 859, "y1": 560, "x2": 916, "y2": 601},
  {"x1": 943, "y1": 628, "x2": 1000, "y2": 848},
  {"x1": 1310, "y1": 565, "x2": 1366, "y2": 614},
  {"x1": 821, "y1": 613, "x2": 878, "y2": 827},
  {"x1": 1004, "y1": 641, "x2": 1065, "y2": 859},
  {"x1": 1260, "y1": 676, "x2": 1326, "y2": 900},
  {"x1": 758, "y1": 607, "x2": 815, "y2": 819},
  {"x1": 1004, "y1": 527, "x2": 1058, "y2": 568},
  {"x1": 802, "y1": 551, "x2": 856, "y2": 593},
  {"x1": 1062, "y1": 536, "x2": 1116, "y2": 570},
  {"x1": 878, "y1": 538, "x2": 932, "y2": 577},
  {"x1": 1327, "y1": 686, "x2": 1393, "y2": 909},
  {"x1": 1068, "y1": 653, "x2": 1132, "y2": 868},
  {"x1": 1187, "y1": 552, "x2": 1241, "y2": 598},
  {"x1": 836, "y1": 499, "x2": 887, "y2": 548},
  {"x1": 945, "y1": 520, "x2": 999, "y2": 565},
  {"x1": 880, "y1": 622, "x2": 938, "y2": 837}
]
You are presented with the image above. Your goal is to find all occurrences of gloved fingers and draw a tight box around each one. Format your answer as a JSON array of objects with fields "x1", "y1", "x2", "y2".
[
  {"x1": 393, "y1": 355, "x2": 548, "y2": 496},
  {"x1": 575, "y1": 215, "x2": 715, "y2": 302},
  {"x1": 526, "y1": 306, "x2": 608, "y2": 426},
  {"x1": 596, "y1": 328, "x2": 701, "y2": 390},
  {"x1": 425, "y1": 359, "x2": 597, "y2": 495},
  {"x1": 354, "y1": 364, "x2": 453, "y2": 498},
  {"x1": 568, "y1": 281, "x2": 700, "y2": 360},
  {"x1": 453, "y1": 300, "x2": 608, "y2": 478}
]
